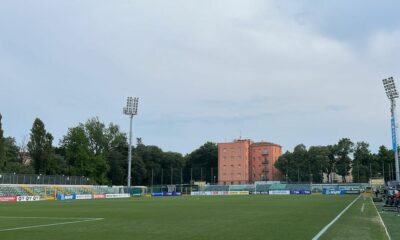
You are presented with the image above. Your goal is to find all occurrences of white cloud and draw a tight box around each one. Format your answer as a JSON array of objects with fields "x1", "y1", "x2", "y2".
[{"x1": 0, "y1": 0, "x2": 399, "y2": 153}]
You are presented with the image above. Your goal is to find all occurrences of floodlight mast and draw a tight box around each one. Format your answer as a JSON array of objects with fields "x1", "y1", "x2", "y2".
[
  {"x1": 123, "y1": 97, "x2": 139, "y2": 188},
  {"x1": 383, "y1": 77, "x2": 400, "y2": 182}
]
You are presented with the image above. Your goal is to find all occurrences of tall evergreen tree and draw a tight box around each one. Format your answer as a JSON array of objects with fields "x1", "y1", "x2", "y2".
[
  {"x1": 0, "y1": 114, "x2": 5, "y2": 170},
  {"x1": 27, "y1": 118, "x2": 49, "y2": 174}
]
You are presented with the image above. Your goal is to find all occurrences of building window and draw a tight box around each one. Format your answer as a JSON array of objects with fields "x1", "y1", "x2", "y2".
[
  {"x1": 238, "y1": 181, "x2": 241, "y2": 184},
  {"x1": 231, "y1": 164, "x2": 234, "y2": 167},
  {"x1": 238, "y1": 173, "x2": 241, "y2": 177},
  {"x1": 223, "y1": 148, "x2": 226, "y2": 152},
  {"x1": 238, "y1": 156, "x2": 241, "y2": 160},
  {"x1": 238, "y1": 147, "x2": 241, "y2": 152},
  {"x1": 223, "y1": 156, "x2": 226, "y2": 160},
  {"x1": 230, "y1": 147, "x2": 234, "y2": 152},
  {"x1": 230, "y1": 156, "x2": 234, "y2": 160}
]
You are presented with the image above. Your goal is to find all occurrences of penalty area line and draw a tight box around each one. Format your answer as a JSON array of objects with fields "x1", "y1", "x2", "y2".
[
  {"x1": 0, "y1": 216, "x2": 102, "y2": 220},
  {"x1": 0, "y1": 218, "x2": 104, "y2": 232},
  {"x1": 312, "y1": 194, "x2": 361, "y2": 240}
]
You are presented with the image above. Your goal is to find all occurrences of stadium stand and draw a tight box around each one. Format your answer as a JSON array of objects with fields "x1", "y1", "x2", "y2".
[
  {"x1": 0, "y1": 185, "x2": 126, "y2": 197},
  {"x1": 286, "y1": 184, "x2": 311, "y2": 191},
  {"x1": 268, "y1": 183, "x2": 287, "y2": 190},
  {"x1": 228, "y1": 184, "x2": 255, "y2": 192},
  {"x1": 0, "y1": 185, "x2": 30, "y2": 196},
  {"x1": 203, "y1": 185, "x2": 229, "y2": 192}
]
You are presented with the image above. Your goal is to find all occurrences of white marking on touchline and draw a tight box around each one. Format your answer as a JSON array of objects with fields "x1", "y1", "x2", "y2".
[
  {"x1": 312, "y1": 194, "x2": 361, "y2": 240},
  {"x1": 371, "y1": 198, "x2": 391, "y2": 240},
  {"x1": 361, "y1": 203, "x2": 365, "y2": 213},
  {"x1": 0, "y1": 217, "x2": 104, "y2": 232}
]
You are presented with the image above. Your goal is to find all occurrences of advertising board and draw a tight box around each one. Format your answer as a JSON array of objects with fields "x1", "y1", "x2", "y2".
[
  {"x1": 93, "y1": 194, "x2": 106, "y2": 199},
  {"x1": 322, "y1": 189, "x2": 345, "y2": 195},
  {"x1": 17, "y1": 196, "x2": 41, "y2": 202},
  {"x1": 344, "y1": 190, "x2": 360, "y2": 194},
  {"x1": 105, "y1": 194, "x2": 130, "y2": 199},
  {"x1": 228, "y1": 191, "x2": 249, "y2": 195},
  {"x1": 151, "y1": 192, "x2": 182, "y2": 197},
  {"x1": 0, "y1": 196, "x2": 17, "y2": 202},
  {"x1": 75, "y1": 194, "x2": 92, "y2": 200},
  {"x1": 269, "y1": 190, "x2": 290, "y2": 195},
  {"x1": 151, "y1": 192, "x2": 163, "y2": 197},
  {"x1": 57, "y1": 194, "x2": 76, "y2": 201},
  {"x1": 290, "y1": 190, "x2": 311, "y2": 195}
]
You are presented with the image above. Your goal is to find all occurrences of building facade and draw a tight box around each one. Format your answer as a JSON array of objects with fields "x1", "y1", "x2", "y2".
[
  {"x1": 218, "y1": 139, "x2": 282, "y2": 185},
  {"x1": 249, "y1": 142, "x2": 283, "y2": 182}
]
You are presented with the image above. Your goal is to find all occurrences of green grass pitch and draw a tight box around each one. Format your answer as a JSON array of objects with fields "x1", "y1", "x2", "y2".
[{"x1": 0, "y1": 195, "x2": 392, "y2": 240}]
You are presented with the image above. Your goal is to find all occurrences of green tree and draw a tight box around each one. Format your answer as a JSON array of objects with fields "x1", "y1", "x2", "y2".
[
  {"x1": 27, "y1": 118, "x2": 55, "y2": 174},
  {"x1": 185, "y1": 142, "x2": 217, "y2": 182},
  {"x1": 2, "y1": 137, "x2": 21, "y2": 172},
  {"x1": 61, "y1": 125, "x2": 91, "y2": 176},
  {"x1": 61, "y1": 120, "x2": 112, "y2": 185},
  {"x1": 352, "y1": 142, "x2": 372, "y2": 182},
  {"x1": 376, "y1": 145, "x2": 395, "y2": 181},
  {"x1": 275, "y1": 151, "x2": 293, "y2": 182},
  {"x1": 105, "y1": 123, "x2": 128, "y2": 185},
  {"x1": 134, "y1": 144, "x2": 164, "y2": 185},
  {"x1": 0, "y1": 114, "x2": 5, "y2": 170},
  {"x1": 335, "y1": 138, "x2": 354, "y2": 182},
  {"x1": 85, "y1": 117, "x2": 107, "y2": 155},
  {"x1": 292, "y1": 144, "x2": 308, "y2": 182},
  {"x1": 307, "y1": 146, "x2": 330, "y2": 183}
]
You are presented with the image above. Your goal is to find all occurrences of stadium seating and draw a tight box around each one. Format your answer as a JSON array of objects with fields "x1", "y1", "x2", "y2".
[
  {"x1": 285, "y1": 184, "x2": 311, "y2": 191},
  {"x1": 0, "y1": 185, "x2": 30, "y2": 196},
  {"x1": 268, "y1": 183, "x2": 287, "y2": 190},
  {"x1": 0, "y1": 185, "x2": 126, "y2": 197},
  {"x1": 203, "y1": 185, "x2": 229, "y2": 192}
]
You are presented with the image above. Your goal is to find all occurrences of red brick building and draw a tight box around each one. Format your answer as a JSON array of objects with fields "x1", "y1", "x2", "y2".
[{"x1": 218, "y1": 139, "x2": 282, "y2": 185}]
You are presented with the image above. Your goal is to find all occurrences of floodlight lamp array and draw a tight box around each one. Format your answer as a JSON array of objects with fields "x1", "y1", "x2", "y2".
[
  {"x1": 383, "y1": 77, "x2": 399, "y2": 99},
  {"x1": 123, "y1": 97, "x2": 139, "y2": 116}
]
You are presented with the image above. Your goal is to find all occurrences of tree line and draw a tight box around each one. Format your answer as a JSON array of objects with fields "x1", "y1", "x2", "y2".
[
  {"x1": 274, "y1": 138, "x2": 396, "y2": 183},
  {"x1": 1, "y1": 113, "x2": 396, "y2": 185},
  {"x1": 0, "y1": 114, "x2": 218, "y2": 185}
]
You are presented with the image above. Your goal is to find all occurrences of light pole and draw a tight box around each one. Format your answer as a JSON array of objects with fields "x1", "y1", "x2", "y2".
[
  {"x1": 123, "y1": 97, "x2": 139, "y2": 188},
  {"x1": 383, "y1": 77, "x2": 400, "y2": 181}
]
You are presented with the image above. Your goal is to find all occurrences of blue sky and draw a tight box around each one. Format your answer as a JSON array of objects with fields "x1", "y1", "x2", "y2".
[{"x1": 1, "y1": 1, "x2": 400, "y2": 154}]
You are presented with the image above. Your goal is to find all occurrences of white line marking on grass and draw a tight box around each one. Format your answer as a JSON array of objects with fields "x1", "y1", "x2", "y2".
[
  {"x1": 361, "y1": 203, "x2": 365, "y2": 213},
  {"x1": 312, "y1": 194, "x2": 361, "y2": 240},
  {"x1": 0, "y1": 216, "x2": 101, "y2": 220},
  {"x1": 371, "y1": 198, "x2": 391, "y2": 240},
  {"x1": 0, "y1": 217, "x2": 104, "y2": 232}
]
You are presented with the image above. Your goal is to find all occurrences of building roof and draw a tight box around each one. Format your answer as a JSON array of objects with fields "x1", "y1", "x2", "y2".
[{"x1": 251, "y1": 141, "x2": 282, "y2": 148}]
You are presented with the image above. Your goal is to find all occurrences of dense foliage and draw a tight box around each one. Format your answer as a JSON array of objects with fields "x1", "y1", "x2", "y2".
[
  {"x1": 0, "y1": 114, "x2": 218, "y2": 185},
  {"x1": 0, "y1": 113, "x2": 395, "y2": 185},
  {"x1": 274, "y1": 138, "x2": 396, "y2": 183}
]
